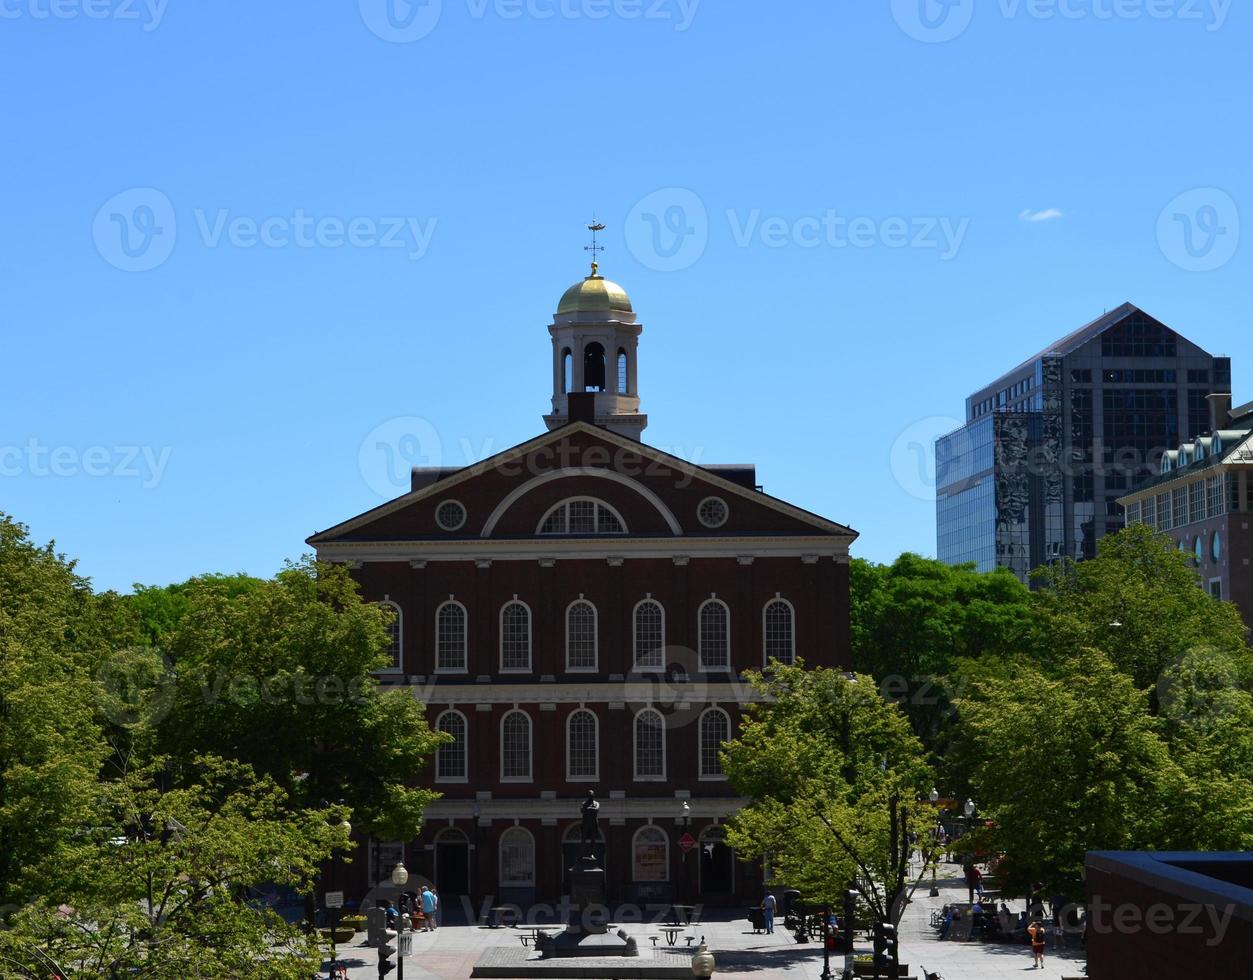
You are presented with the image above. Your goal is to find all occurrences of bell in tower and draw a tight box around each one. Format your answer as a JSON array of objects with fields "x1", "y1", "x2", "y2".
[{"x1": 543, "y1": 224, "x2": 648, "y2": 441}]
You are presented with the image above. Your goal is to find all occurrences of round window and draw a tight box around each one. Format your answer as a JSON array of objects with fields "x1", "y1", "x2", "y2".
[
  {"x1": 436, "y1": 500, "x2": 467, "y2": 531},
  {"x1": 697, "y1": 497, "x2": 729, "y2": 529},
  {"x1": 1212, "y1": 532, "x2": 1222, "y2": 563},
  {"x1": 1194, "y1": 536, "x2": 1204, "y2": 563}
]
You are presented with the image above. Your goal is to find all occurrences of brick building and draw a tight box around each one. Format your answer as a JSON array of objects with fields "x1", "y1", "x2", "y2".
[
  {"x1": 1118, "y1": 394, "x2": 1253, "y2": 627},
  {"x1": 308, "y1": 260, "x2": 857, "y2": 911}
]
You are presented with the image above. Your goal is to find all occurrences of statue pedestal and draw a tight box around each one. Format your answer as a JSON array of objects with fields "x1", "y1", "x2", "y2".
[{"x1": 538, "y1": 856, "x2": 637, "y2": 959}]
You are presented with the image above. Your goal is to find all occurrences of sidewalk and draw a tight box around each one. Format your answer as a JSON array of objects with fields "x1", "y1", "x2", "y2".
[{"x1": 321, "y1": 868, "x2": 1088, "y2": 979}]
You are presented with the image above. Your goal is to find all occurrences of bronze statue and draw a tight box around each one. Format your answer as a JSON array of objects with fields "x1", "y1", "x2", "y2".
[{"x1": 580, "y1": 790, "x2": 600, "y2": 852}]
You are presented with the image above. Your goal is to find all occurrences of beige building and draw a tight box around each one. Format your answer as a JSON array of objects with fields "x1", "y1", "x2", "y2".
[{"x1": 1119, "y1": 394, "x2": 1253, "y2": 626}]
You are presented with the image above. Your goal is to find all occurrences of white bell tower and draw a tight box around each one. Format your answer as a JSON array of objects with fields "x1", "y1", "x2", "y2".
[{"x1": 543, "y1": 225, "x2": 647, "y2": 441}]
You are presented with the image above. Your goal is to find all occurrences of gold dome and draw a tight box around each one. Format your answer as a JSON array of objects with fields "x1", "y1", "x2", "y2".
[{"x1": 557, "y1": 265, "x2": 633, "y2": 316}]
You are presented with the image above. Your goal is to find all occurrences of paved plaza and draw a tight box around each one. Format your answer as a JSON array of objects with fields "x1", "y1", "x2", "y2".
[{"x1": 322, "y1": 863, "x2": 1088, "y2": 980}]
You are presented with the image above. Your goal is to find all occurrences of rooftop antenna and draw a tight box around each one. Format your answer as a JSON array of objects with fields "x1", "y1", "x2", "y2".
[{"x1": 585, "y1": 219, "x2": 606, "y2": 276}]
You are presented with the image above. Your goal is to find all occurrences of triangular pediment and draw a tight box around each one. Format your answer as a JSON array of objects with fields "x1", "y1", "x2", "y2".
[{"x1": 308, "y1": 423, "x2": 856, "y2": 546}]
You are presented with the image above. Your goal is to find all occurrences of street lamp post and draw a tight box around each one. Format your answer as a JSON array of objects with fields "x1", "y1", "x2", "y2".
[
  {"x1": 472, "y1": 803, "x2": 481, "y2": 911},
  {"x1": 391, "y1": 861, "x2": 409, "y2": 980},
  {"x1": 927, "y1": 788, "x2": 940, "y2": 898},
  {"x1": 679, "y1": 800, "x2": 691, "y2": 907}
]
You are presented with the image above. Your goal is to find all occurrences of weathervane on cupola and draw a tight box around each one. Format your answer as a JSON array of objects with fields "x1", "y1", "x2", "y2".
[
  {"x1": 543, "y1": 220, "x2": 648, "y2": 441},
  {"x1": 585, "y1": 219, "x2": 606, "y2": 277}
]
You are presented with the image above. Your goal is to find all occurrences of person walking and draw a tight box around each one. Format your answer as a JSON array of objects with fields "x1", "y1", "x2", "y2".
[
  {"x1": 761, "y1": 891, "x2": 777, "y2": 935},
  {"x1": 1028, "y1": 920, "x2": 1046, "y2": 969},
  {"x1": 429, "y1": 888, "x2": 440, "y2": 930},
  {"x1": 420, "y1": 885, "x2": 436, "y2": 932}
]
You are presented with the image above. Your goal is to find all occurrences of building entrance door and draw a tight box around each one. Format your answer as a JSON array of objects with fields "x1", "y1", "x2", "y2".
[
  {"x1": 436, "y1": 833, "x2": 470, "y2": 898},
  {"x1": 699, "y1": 827, "x2": 735, "y2": 896}
]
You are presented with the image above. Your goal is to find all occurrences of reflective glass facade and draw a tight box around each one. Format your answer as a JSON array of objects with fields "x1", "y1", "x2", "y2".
[{"x1": 936, "y1": 307, "x2": 1223, "y2": 582}]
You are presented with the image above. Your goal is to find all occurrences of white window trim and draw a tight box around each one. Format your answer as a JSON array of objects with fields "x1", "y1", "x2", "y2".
[
  {"x1": 377, "y1": 599, "x2": 403, "y2": 675},
  {"x1": 633, "y1": 708, "x2": 667, "y2": 781},
  {"x1": 435, "y1": 498, "x2": 468, "y2": 532},
  {"x1": 499, "y1": 599, "x2": 533, "y2": 674},
  {"x1": 697, "y1": 496, "x2": 729, "y2": 529},
  {"x1": 565, "y1": 708, "x2": 600, "y2": 782},
  {"x1": 434, "y1": 709, "x2": 469, "y2": 784},
  {"x1": 697, "y1": 597, "x2": 732, "y2": 672},
  {"x1": 698, "y1": 707, "x2": 731, "y2": 782},
  {"x1": 500, "y1": 709, "x2": 533, "y2": 783},
  {"x1": 536, "y1": 496, "x2": 630, "y2": 536},
  {"x1": 565, "y1": 598, "x2": 599, "y2": 673},
  {"x1": 632, "y1": 598, "x2": 666, "y2": 672},
  {"x1": 498, "y1": 826, "x2": 536, "y2": 887},
  {"x1": 762, "y1": 596, "x2": 796, "y2": 667},
  {"x1": 434, "y1": 599, "x2": 469, "y2": 675},
  {"x1": 631, "y1": 825, "x2": 670, "y2": 882},
  {"x1": 1208, "y1": 576, "x2": 1224, "y2": 600}
]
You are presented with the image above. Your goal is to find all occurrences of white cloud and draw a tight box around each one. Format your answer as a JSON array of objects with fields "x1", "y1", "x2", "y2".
[{"x1": 1020, "y1": 208, "x2": 1065, "y2": 223}]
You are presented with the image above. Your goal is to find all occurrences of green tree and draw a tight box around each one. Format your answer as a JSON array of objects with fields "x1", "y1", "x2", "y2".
[
  {"x1": 1032, "y1": 524, "x2": 1249, "y2": 690},
  {"x1": 150, "y1": 559, "x2": 445, "y2": 843},
  {"x1": 722, "y1": 663, "x2": 936, "y2": 925},
  {"x1": 850, "y1": 555, "x2": 1034, "y2": 741},
  {"x1": 2, "y1": 756, "x2": 345, "y2": 979},
  {"x1": 950, "y1": 647, "x2": 1220, "y2": 898},
  {"x1": 0, "y1": 515, "x2": 111, "y2": 907}
]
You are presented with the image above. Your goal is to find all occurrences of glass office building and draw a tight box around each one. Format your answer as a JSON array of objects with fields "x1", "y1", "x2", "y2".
[{"x1": 936, "y1": 303, "x2": 1229, "y2": 582}]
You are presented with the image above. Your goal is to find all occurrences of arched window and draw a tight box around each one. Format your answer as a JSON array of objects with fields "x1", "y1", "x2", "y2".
[
  {"x1": 583, "y1": 341, "x2": 606, "y2": 391},
  {"x1": 501, "y1": 710, "x2": 532, "y2": 782},
  {"x1": 634, "y1": 708, "x2": 665, "y2": 780},
  {"x1": 633, "y1": 599, "x2": 665, "y2": 670},
  {"x1": 763, "y1": 598, "x2": 796, "y2": 666},
  {"x1": 436, "y1": 600, "x2": 467, "y2": 672},
  {"x1": 435, "y1": 710, "x2": 467, "y2": 782},
  {"x1": 617, "y1": 348, "x2": 628, "y2": 394},
  {"x1": 699, "y1": 708, "x2": 730, "y2": 779},
  {"x1": 561, "y1": 347, "x2": 572, "y2": 395},
  {"x1": 499, "y1": 827, "x2": 535, "y2": 887},
  {"x1": 699, "y1": 599, "x2": 730, "y2": 670},
  {"x1": 500, "y1": 600, "x2": 531, "y2": 672},
  {"x1": 566, "y1": 599, "x2": 598, "y2": 671},
  {"x1": 632, "y1": 825, "x2": 669, "y2": 882},
  {"x1": 378, "y1": 600, "x2": 402, "y2": 672},
  {"x1": 538, "y1": 497, "x2": 627, "y2": 535},
  {"x1": 566, "y1": 709, "x2": 598, "y2": 780}
]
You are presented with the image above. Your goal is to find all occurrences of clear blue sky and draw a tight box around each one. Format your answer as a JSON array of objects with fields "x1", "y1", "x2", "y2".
[{"x1": 2, "y1": 1, "x2": 1249, "y2": 592}]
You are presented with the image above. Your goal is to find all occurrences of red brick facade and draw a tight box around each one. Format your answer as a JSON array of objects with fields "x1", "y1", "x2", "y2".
[{"x1": 310, "y1": 423, "x2": 856, "y2": 912}]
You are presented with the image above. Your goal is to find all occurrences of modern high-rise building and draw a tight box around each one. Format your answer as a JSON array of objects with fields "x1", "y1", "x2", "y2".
[{"x1": 935, "y1": 303, "x2": 1230, "y2": 582}]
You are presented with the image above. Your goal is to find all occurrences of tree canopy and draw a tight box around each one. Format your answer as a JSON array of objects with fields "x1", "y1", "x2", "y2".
[{"x1": 723, "y1": 662, "x2": 936, "y2": 924}]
